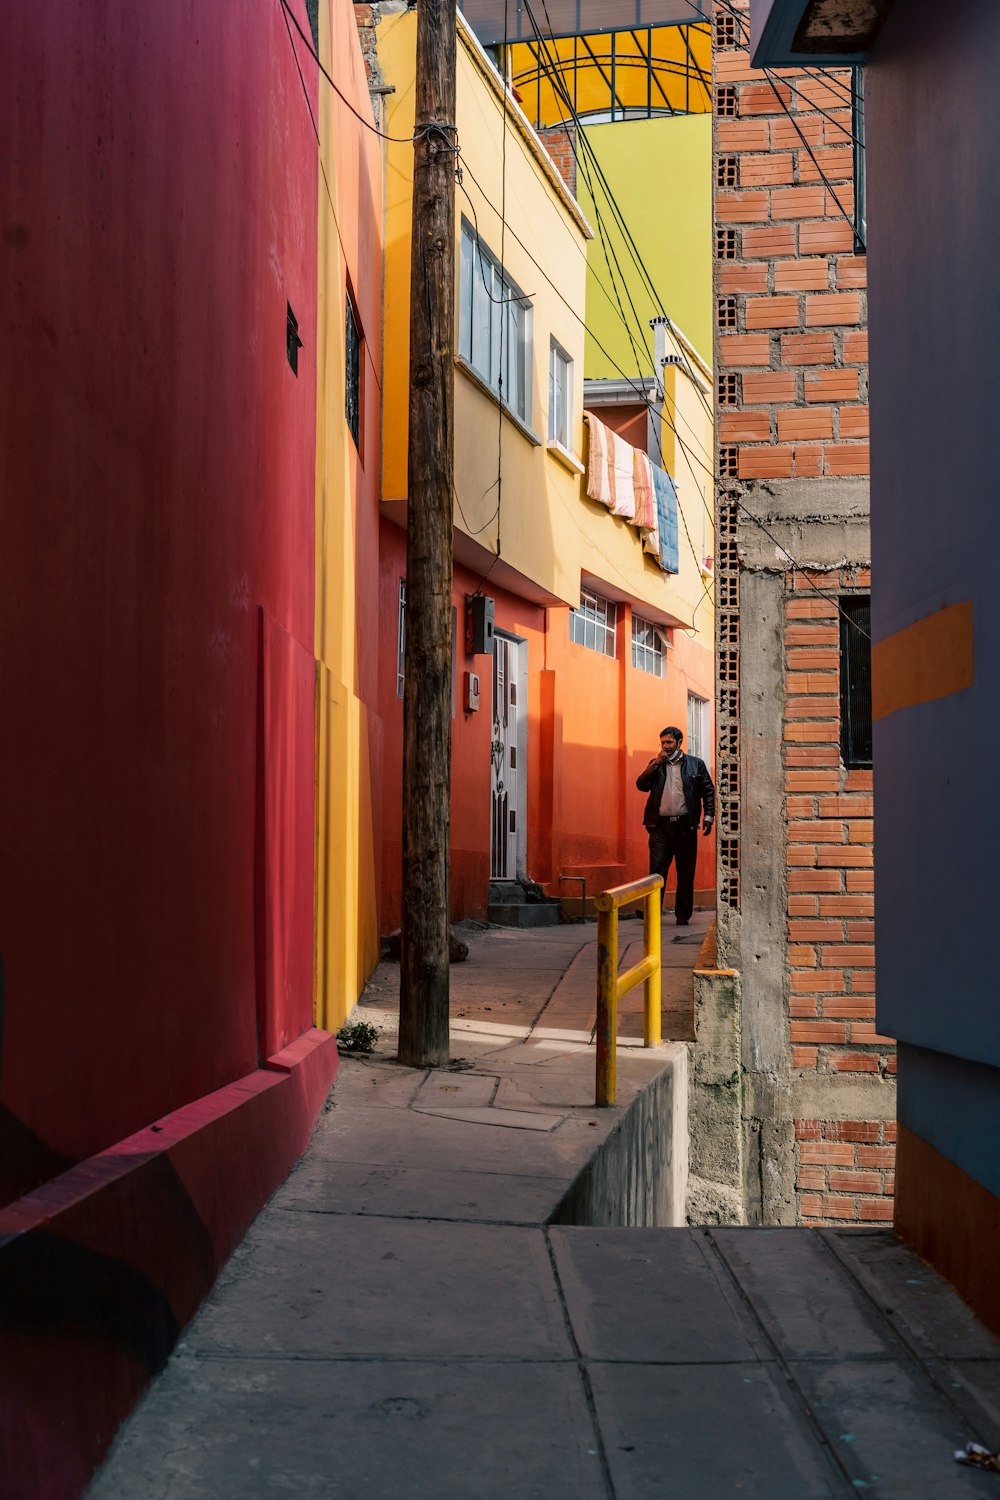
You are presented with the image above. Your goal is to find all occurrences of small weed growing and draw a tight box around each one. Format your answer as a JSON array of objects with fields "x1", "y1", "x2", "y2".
[{"x1": 336, "y1": 1020, "x2": 380, "y2": 1054}]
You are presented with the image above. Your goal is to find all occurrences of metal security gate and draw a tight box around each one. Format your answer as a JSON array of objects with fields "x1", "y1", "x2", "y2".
[{"x1": 490, "y1": 634, "x2": 524, "y2": 880}]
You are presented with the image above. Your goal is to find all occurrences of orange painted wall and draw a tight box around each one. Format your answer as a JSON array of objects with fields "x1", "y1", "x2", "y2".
[
  {"x1": 539, "y1": 605, "x2": 715, "y2": 904},
  {"x1": 379, "y1": 529, "x2": 715, "y2": 929}
]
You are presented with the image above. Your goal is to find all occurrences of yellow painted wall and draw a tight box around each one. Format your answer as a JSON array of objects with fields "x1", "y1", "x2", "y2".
[
  {"x1": 579, "y1": 114, "x2": 713, "y2": 378},
  {"x1": 378, "y1": 10, "x2": 704, "y2": 624},
  {"x1": 313, "y1": 0, "x2": 383, "y2": 1030}
]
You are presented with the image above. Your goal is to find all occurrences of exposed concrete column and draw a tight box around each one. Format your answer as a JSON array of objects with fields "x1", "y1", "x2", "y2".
[{"x1": 735, "y1": 568, "x2": 795, "y2": 1223}]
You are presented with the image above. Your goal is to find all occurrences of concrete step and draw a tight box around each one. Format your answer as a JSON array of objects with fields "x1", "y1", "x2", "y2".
[{"x1": 487, "y1": 901, "x2": 560, "y2": 928}]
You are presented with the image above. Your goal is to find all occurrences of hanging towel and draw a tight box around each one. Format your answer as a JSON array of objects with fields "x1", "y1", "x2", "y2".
[
  {"x1": 652, "y1": 464, "x2": 679, "y2": 573},
  {"x1": 632, "y1": 450, "x2": 657, "y2": 534},
  {"x1": 584, "y1": 412, "x2": 613, "y2": 508},
  {"x1": 608, "y1": 430, "x2": 636, "y2": 520},
  {"x1": 642, "y1": 502, "x2": 661, "y2": 558}
]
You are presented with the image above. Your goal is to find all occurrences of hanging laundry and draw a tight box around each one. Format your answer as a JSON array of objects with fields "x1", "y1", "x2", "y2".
[
  {"x1": 642, "y1": 505, "x2": 661, "y2": 558},
  {"x1": 632, "y1": 449, "x2": 657, "y2": 533},
  {"x1": 652, "y1": 464, "x2": 680, "y2": 573},
  {"x1": 608, "y1": 430, "x2": 636, "y2": 520},
  {"x1": 584, "y1": 412, "x2": 613, "y2": 508}
]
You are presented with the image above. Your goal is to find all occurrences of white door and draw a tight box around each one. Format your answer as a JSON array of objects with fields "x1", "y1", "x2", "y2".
[{"x1": 490, "y1": 634, "x2": 525, "y2": 881}]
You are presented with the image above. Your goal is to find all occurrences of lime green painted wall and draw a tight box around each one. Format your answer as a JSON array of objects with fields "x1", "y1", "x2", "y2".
[{"x1": 579, "y1": 114, "x2": 712, "y2": 379}]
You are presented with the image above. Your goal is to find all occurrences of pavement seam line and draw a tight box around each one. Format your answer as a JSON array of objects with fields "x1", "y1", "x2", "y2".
[
  {"x1": 275, "y1": 1207, "x2": 553, "y2": 1228},
  {"x1": 526, "y1": 937, "x2": 597, "y2": 1036},
  {"x1": 815, "y1": 1228, "x2": 999, "y2": 1446},
  {"x1": 543, "y1": 1227, "x2": 619, "y2": 1499},
  {"x1": 296, "y1": 1156, "x2": 573, "y2": 1182},
  {"x1": 702, "y1": 1228, "x2": 862, "y2": 1496}
]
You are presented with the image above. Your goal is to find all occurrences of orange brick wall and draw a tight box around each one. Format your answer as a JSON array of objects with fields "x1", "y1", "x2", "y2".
[
  {"x1": 537, "y1": 124, "x2": 577, "y2": 197},
  {"x1": 712, "y1": 2, "x2": 889, "y2": 1227},
  {"x1": 795, "y1": 1119, "x2": 896, "y2": 1224},
  {"x1": 712, "y1": 5, "x2": 868, "y2": 485}
]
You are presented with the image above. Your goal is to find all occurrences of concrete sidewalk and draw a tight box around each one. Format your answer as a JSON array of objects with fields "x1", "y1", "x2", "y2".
[{"x1": 90, "y1": 913, "x2": 1000, "y2": 1498}]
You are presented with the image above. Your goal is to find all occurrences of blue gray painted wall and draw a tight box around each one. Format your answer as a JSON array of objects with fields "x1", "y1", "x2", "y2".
[{"x1": 867, "y1": 0, "x2": 1000, "y2": 1185}]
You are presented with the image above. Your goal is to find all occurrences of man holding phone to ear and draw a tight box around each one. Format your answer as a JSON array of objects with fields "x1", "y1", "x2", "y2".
[{"x1": 635, "y1": 725, "x2": 715, "y2": 926}]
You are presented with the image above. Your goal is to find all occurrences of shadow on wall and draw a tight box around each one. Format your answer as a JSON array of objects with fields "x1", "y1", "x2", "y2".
[{"x1": 0, "y1": 1151, "x2": 215, "y2": 1499}]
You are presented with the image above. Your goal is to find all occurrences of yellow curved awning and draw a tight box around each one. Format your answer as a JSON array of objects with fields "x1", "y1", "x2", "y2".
[{"x1": 508, "y1": 23, "x2": 712, "y2": 128}]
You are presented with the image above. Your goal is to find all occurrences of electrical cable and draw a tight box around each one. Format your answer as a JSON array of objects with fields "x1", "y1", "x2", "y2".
[
  {"x1": 462, "y1": 145, "x2": 873, "y2": 640},
  {"x1": 761, "y1": 67, "x2": 857, "y2": 236},
  {"x1": 278, "y1": 0, "x2": 458, "y2": 147},
  {"x1": 522, "y1": 0, "x2": 720, "y2": 444}
]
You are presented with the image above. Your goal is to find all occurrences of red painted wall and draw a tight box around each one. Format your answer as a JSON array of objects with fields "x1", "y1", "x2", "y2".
[{"x1": 0, "y1": 0, "x2": 319, "y2": 1204}]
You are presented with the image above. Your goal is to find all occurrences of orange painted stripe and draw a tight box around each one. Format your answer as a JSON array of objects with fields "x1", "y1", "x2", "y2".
[{"x1": 872, "y1": 601, "x2": 974, "y2": 722}]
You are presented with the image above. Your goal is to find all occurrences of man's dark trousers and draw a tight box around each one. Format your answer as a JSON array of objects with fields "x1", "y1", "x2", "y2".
[{"x1": 649, "y1": 815, "x2": 698, "y2": 923}]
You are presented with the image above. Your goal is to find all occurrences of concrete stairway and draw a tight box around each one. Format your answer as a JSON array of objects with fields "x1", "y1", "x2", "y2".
[{"x1": 486, "y1": 878, "x2": 561, "y2": 927}]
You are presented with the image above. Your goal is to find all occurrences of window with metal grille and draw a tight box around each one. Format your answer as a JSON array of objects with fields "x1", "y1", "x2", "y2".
[
  {"x1": 840, "y1": 595, "x2": 872, "y2": 768},
  {"x1": 570, "y1": 588, "x2": 617, "y2": 658},
  {"x1": 396, "y1": 579, "x2": 406, "y2": 698},
  {"x1": 632, "y1": 614, "x2": 668, "y2": 677},
  {"x1": 346, "y1": 294, "x2": 361, "y2": 447},
  {"x1": 687, "y1": 693, "x2": 709, "y2": 759},
  {"x1": 718, "y1": 296, "x2": 738, "y2": 329},
  {"x1": 716, "y1": 156, "x2": 738, "y2": 189},
  {"x1": 719, "y1": 373, "x2": 739, "y2": 406},
  {"x1": 716, "y1": 85, "x2": 737, "y2": 117},
  {"x1": 459, "y1": 219, "x2": 532, "y2": 424},
  {"x1": 716, "y1": 227, "x2": 738, "y2": 261}
]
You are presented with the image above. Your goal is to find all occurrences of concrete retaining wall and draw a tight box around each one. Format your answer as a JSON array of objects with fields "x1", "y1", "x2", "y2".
[{"x1": 550, "y1": 1045, "x2": 688, "y2": 1227}]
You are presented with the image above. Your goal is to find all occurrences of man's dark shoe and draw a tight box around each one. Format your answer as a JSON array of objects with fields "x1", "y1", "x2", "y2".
[{"x1": 676, "y1": 918, "x2": 689, "y2": 926}]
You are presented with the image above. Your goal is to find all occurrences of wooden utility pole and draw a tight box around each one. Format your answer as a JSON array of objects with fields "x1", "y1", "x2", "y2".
[{"x1": 398, "y1": 0, "x2": 457, "y2": 1067}]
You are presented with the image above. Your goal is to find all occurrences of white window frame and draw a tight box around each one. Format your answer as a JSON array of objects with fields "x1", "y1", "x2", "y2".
[
  {"x1": 631, "y1": 614, "x2": 669, "y2": 678},
  {"x1": 396, "y1": 579, "x2": 406, "y2": 698},
  {"x1": 687, "y1": 692, "x2": 710, "y2": 760},
  {"x1": 570, "y1": 587, "x2": 617, "y2": 658},
  {"x1": 548, "y1": 338, "x2": 573, "y2": 451},
  {"x1": 459, "y1": 219, "x2": 533, "y2": 426}
]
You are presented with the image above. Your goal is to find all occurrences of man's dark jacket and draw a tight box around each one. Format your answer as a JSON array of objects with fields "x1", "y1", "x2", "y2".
[{"x1": 635, "y1": 754, "x2": 716, "y2": 830}]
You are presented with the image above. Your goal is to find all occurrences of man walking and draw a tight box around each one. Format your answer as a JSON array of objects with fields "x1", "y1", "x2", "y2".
[{"x1": 636, "y1": 725, "x2": 715, "y2": 925}]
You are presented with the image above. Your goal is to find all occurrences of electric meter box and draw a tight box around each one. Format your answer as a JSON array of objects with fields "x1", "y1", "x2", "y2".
[{"x1": 465, "y1": 594, "x2": 495, "y2": 655}]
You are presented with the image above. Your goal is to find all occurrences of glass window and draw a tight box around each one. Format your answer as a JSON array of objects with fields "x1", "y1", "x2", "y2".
[
  {"x1": 632, "y1": 615, "x2": 668, "y2": 678},
  {"x1": 346, "y1": 294, "x2": 361, "y2": 447},
  {"x1": 687, "y1": 693, "x2": 709, "y2": 760},
  {"x1": 459, "y1": 220, "x2": 532, "y2": 425},
  {"x1": 840, "y1": 595, "x2": 872, "y2": 768},
  {"x1": 549, "y1": 340, "x2": 572, "y2": 449},
  {"x1": 570, "y1": 588, "x2": 617, "y2": 658},
  {"x1": 852, "y1": 64, "x2": 866, "y2": 253}
]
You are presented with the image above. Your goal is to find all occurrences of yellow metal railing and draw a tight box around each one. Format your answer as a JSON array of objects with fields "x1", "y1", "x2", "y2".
[{"x1": 594, "y1": 874, "x2": 663, "y2": 1107}]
